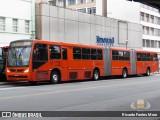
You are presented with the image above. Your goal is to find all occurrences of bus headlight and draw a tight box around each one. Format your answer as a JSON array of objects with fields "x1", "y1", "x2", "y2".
[
  {"x1": 7, "y1": 68, "x2": 10, "y2": 73},
  {"x1": 24, "y1": 68, "x2": 29, "y2": 73}
]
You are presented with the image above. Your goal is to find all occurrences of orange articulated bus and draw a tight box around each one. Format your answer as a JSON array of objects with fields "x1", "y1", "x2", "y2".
[{"x1": 6, "y1": 39, "x2": 158, "y2": 83}]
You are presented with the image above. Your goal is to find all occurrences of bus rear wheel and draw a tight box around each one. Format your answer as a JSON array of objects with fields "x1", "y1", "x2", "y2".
[
  {"x1": 93, "y1": 69, "x2": 100, "y2": 80},
  {"x1": 122, "y1": 69, "x2": 127, "y2": 78},
  {"x1": 50, "y1": 71, "x2": 60, "y2": 84}
]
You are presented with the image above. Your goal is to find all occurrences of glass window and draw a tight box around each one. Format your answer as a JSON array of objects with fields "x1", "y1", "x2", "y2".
[
  {"x1": 146, "y1": 14, "x2": 149, "y2": 22},
  {"x1": 97, "y1": 49, "x2": 103, "y2": 60},
  {"x1": 33, "y1": 44, "x2": 48, "y2": 61},
  {"x1": 8, "y1": 46, "x2": 32, "y2": 66},
  {"x1": 91, "y1": 49, "x2": 97, "y2": 60},
  {"x1": 146, "y1": 53, "x2": 150, "y2": 61},
  {"x1": 143, "y1": 39, "x2": 145, "y2": 47},
  {"x1": 140, "y1": 12, "x2": 144, "y2": 21},
  {"x1": 77, "y1": 8, "x2": 86, "y2": 13},
  {"x1": 62, "y1": 48, "x2": 67, "y2": 60},
  {"x1": 154, "y1": 54, "x2": 158, "y2": 61},
  {"x1": 151, "y1": 40, "x2": 154, "y2": 48},
  {"x1": 124, "y1": 52, "x2": 130, "y2": 61},
  {"x1": 87, "y1": 7, "x2": 96, "y2": 14},
  {"x1": 73, "y1": 47, "x2": 81, "y2": 59},
  {"x1": 82, "y1": 48, "x2": 90, "y2": 60},
  {"x1": 13, "y1": 19, "x2": 18, "y2": 32},
  {"x1": 68, "y1": 0, "x2": 76, "y2": 5},
  {"x1": 50, "y1": 45, "x2": 61, "y2": 59},
  {"x1": 118, "y1": 51, "x2": 124, "y2": 60},
  {"x1": 142, "y1": 53, "x2": 146, "y2": 61},
  {"x1": 137, "y1": 53, "x2": 141, "y2": 61},
  {"x1": 146, "y1": 40, "x2": 150, "y2": 47},
  {"x1": 112, "y1": 50, "x2": 118, "y2": 60},
  {"x1": 0, "y1": 17, "x2": 5, "y2": 31}
]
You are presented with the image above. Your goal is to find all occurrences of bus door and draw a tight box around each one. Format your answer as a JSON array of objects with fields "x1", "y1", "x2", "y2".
[
  {"x1": 61, "y1": 47, "x2": 69, "y2": 81},
  {"x1": 32, "y1": 43, "x2": 49, "y2": 81}
]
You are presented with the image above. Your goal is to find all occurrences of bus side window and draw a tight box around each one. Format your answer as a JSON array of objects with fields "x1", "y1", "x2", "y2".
[
  {"x1": 82, "y1": 48, "x2": 90, "y2": 60},
  {"x1": 62, "y1": 48, "x2": 67, "y2": 60},
  {"x1": 153, "y1": 54, "x2": 158, "y2": 61},
  {"x1": 124, "y1": 52, "x2": 130, "y2": 61},
  {"x1": 142, "y1": 53, "x2": 146, "y2": 61},
  {"x1": 33, "y1": 44, "x2": 48, "y2": 61},
  {"x1": 137, "y1": 53, "x2": 141, "y2": 61},
  {"x1": 73, "y1": 47, "x2": 81, "y2": 60},
  {"x1": 50, "y1": 45, "x2": 61, "y2": 59},
  {"x1": 118, "y1": 51, "x2": 124, "y2": 60},
  {"x1": 97, "y1": 49, "x2": 103, "y2": 60},
  {"x1": 112, "y1": 50, "x2": 118, "y2": 60},
  {"x1": 146, "y1": 54, "x2": 150, "y2": 61},
  {"x1": 91, "y1": 49, "x2": 97, "y2": 60}
]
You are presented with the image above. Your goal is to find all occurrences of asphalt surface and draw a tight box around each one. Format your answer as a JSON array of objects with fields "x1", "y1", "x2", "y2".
[{"x1": 0, "y1": 74, "x2": 160, "y2": 120}]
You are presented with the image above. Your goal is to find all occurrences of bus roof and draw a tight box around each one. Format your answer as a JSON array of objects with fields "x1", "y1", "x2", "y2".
[
  {"x1": 135, "y1": 49, "x2": 157, "y2": 54},
  {"x1": 33, "y1": 39, "x2": 103, "y2": 49}
]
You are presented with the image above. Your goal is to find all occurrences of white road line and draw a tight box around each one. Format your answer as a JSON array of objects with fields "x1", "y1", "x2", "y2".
[{"x1": 0, "y1": 87, "x2": 27, "y2": 91}]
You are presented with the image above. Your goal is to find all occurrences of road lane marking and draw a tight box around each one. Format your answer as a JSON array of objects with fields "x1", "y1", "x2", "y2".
[
  {"x1": 0, "y1": 79, "x2": 159, "y2": 100},
  {"x1": 0, "y1": 87, "x2": 27, "y2": 91}
]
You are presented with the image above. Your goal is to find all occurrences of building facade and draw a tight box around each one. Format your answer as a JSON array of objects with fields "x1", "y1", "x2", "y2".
[
  {"x1": 36, "y1": 3, "x2": 142, "y2": 49},
  {"x1": 0, "y1": 0, "x2": 35, "y2": 46},
  {"x1": 55, "y1": 0, "x2": 160, "y2": 52}
]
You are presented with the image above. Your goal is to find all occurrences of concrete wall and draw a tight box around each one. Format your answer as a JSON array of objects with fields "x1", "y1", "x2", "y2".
[{"x1": 36, "y1": 3, "x2": 142, "y2": 49}]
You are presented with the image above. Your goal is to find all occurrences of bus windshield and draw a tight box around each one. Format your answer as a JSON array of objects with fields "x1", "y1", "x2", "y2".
[{"x1": 8, "y1": 41, "x2": 32, "y2": 67}]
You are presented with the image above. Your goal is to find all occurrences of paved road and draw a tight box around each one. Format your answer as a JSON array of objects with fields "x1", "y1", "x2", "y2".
[{"x1": 0, "y1": 74, "x2": 160, "y2": 120}]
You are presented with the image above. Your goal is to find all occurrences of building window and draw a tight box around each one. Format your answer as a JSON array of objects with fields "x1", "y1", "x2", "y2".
[
  {"x1": 81, "y1": 0, "x2": 86, "y2": 4},
  {"x1": 150, "y1": 15, "x2": 154, "y2": 23},
  {"x1": 140, "y1": 12, "x2": 144, "y2": 21},
  {"x1": 12, "y1": 19, "x2": 18, "y2": 32},
  {"x1": 158, "y1": 17, "x2": 160, "y2": 25},
  {"x1": 143, "y1": 39, "x2": 145, "y2": 47},
  {"x1": 151, "y1": 40, "x2": 154, "y2": 48},
  {"x1": 158, "y1": 41, "x2": 160, "y2": 48},
  {"x1": 87, "y1": 7, "x2": 96, "y2": 14},
  {"x1": 146, "y1": 40, "x2": 150, "y2": 47},
  {"x1": 88, "y1": 0, "x2": 96, "y2": 2},
  {"x1": 155, "y1": 41, "x2": 157, "y2": 48},
  {"x1": 68, "y1": 0, "x2": 76, "y2": 5},
  {"x1": 151, "y1": 28, "x2": 154, "y2": 36},
  {"x1": 77, "y1": 8, "x2": 86, "y2": 13},
  {"x1": 25, "y1": 20, "x2": 30, "y2": 33},
  {"x1": 146, "y1": 14, "x2": 149, "y2": 22},
  {"x1": 0, "y1": 17, "x2": 5, "y2": 31},
  {"x1": 146, "y1": 27, "x2": 149, "y2": 35}
]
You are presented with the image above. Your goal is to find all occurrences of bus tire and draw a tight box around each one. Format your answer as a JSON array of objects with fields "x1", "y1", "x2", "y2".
[
  {"x1": 122, "y1": 69, "x2": 127, "y2": 78},
  {"x1": 50, "y1": 71, "x2": 60, "y2": 84},
  {"x1": 93, "y1": 69, "x2": 100, "y2": 80},
  {"x1": 146, "y1": 68, "x2": 150, "y2": 76}
]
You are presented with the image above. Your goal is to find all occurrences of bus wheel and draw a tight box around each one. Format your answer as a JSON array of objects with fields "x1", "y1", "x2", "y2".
[
  {"x1": 93, "y1": 69, "x2": 100, "y2": 80},
  {"x1": 146, "y1": 68, "x2": 150, "y2": 76},
  {"x1": 122, "y1": 69, "x2": 127, "y2": 78},
  {"x1": 50, "y1": 71, "x2": 60, "y2": 84}
]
